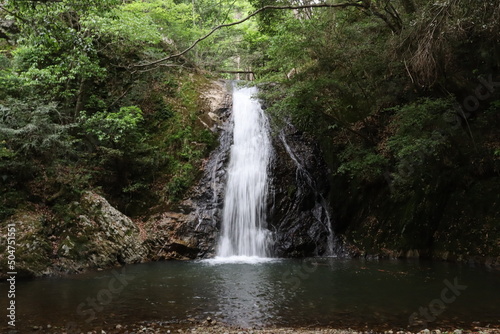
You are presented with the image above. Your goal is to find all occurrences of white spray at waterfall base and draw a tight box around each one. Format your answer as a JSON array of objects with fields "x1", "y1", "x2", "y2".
[{"x1": 216, "y1": 85, "x2": 273, "y2": 259}]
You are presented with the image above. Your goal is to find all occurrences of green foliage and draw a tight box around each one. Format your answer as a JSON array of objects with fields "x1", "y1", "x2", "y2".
[
  {"x1": 386, "y1": 98, "x2": 455, "y2": 193},
  {"x1": 80, "y1": 106, "x2": 144, "y2": 145},
  {"x1": 257, "y1": 5, "x2": 404, "y2": 134},
  {"x1": 159, "y1": 75, "x2": 217, "y2": 201},
  {"x1": 248, "y1": 0, "x2": 499, "y2": 258},
  {"x1": 388, "y1": 99, "x2": 454, "y2": 153},
  {"x1": 82, "y1": 7, "x2": 162, "y2": 45},
  {"x1": 0, "y1": 0, "x2": 224, "y2": 217},
  {"x1": 4, "y1": 1, "x2": 113, "y2": 108},
  {"x1": 190, "y1": 0, "x2": 259, "y2": 72},
  {"x1": 398, "y1": 0, "x2": 500, "y2": 87},
  {"x1": 166, "y1": 160, "x2": 195, "y2": 200},
  {"x1": 248, "y1": 0, "x2": 289, "y2": 34},
  {"x1": 0, "y1": 99, "x2": 75, "y2": 159},
  {"x1": 337, "y1": 145, "x2": 388, "y2": 183},
  {"x1": 0, "y1": 99, "x2": 81, "y2": 219},
  {"x1": 0, "y1": 55, "x2": 22, "y2": 99}
]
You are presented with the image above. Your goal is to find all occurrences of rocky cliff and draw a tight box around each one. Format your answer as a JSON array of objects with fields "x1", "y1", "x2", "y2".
[
  {"x1": 0, "y1": 80, "x2": 233, "y2": 277},
  {"x1": 144, "y1": 80, "x2": 233, "y2": 260},
  {"x1": 267, "y1": 126, "x2": 340, "y2": 257},
  {"x1": 0, "y1": 80, "x2": 358, "y2": 278},
  {"x1": 145, "y1": 88, "x2": 342, "y2": 260}
]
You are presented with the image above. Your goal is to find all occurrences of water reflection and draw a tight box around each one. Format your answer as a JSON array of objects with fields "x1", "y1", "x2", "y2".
[
  {"x1": 202, "y1": 259, "x2": 280, "y2": 327},
  {"x1": 2, "y1": 258, "x2": 499, "y2": 332}
]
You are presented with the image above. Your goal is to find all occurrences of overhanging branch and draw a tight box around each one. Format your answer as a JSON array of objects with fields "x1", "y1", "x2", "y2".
[
  {"x1": 131, "y1": 2, "x2": 367, "y2": 69},
  {"x1": 0, "y1": 3, "x2": 28, "y2": 23}
]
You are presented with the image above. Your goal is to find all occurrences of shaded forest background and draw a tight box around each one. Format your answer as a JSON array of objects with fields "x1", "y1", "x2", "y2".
[{"x1": 0, "y1": 0, "x2": 498, "y2": 262}]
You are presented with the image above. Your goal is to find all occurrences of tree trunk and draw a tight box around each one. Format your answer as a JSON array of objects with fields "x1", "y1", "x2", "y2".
[{"x1": 74, "y1": 77, "x2": 86, "y2": 121}]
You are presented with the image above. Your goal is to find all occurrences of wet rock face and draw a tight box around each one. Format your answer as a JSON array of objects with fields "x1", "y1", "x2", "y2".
[
  {"x1": 155, "y1": 113, "x2": 336, "y2": 259},
  {"x1": 184, "y1": 100, "x2": 233, "y2": 257},
  {"x1": 180, "y1": 99, "x2": 336, "y2": 258},
  {"x1": 145, "y1": 83, "x2": 336, "y2": 260},
  {"x1": 145, "y1": 80, "x2": 233, "y2": 260},
  {"x1": 268, "y1": 127, "x2": 335, "y2": 257}
]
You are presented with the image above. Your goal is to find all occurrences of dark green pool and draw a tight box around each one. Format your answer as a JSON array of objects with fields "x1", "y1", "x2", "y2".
[{"x1": 2, "y1": 258, "x2": 499, "y2": 332}]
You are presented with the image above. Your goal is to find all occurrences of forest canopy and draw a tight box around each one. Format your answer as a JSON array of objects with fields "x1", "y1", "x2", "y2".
[{"x1": 0, "y1": 0, "x2": 498, "y2": 258}]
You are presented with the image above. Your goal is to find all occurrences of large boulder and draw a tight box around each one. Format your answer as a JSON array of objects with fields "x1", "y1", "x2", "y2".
[
  {"x1": 61, "y1": 191, "x2": 148, "y2": 267},
  {"x1": 0, "y1": 191, "x2": 147, "y2": 278},
  {"x1": 0, "y1": 211, "x2": 52, "y2": 277}
]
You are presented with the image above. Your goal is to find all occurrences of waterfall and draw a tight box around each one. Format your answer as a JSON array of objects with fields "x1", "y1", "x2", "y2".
[{"x1": 217, "y1": 85, "x2": 272, "y2": 258}]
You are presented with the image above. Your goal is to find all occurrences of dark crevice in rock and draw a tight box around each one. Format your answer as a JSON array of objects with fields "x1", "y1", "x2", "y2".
[{"x1": 267, "y1": 124, "x2": 342, "y2": 257}]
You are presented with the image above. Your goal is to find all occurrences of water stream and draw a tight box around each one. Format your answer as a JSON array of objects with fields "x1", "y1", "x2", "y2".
[{"x1": 217, "y1": 85, "x2": 272, "y2": 258}]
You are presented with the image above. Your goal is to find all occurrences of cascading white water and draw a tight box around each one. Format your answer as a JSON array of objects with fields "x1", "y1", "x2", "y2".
[{"x1": 217, "y1": 85, "x2": 272, "y2": 258}]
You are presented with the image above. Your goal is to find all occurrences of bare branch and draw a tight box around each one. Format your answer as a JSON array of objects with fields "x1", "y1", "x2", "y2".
[
  {"x1": 131, "y1": 2, "x2": 367, "y2": 69},
  {"x1": 131, "y1": 63, "x2": 189, "y2": 74},
  {"x1": 217, "y1": 70, "x2": 254, "y2": 74}
]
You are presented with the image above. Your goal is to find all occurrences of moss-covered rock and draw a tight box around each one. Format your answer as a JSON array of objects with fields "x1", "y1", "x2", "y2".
[
  {"x1": 0, "y1": 211, "x2": 52, "y2": 277},
  {"x1": 66, "y1": 191, "x2": 147, "y2": 266},
  {"x1": 0, "y1": 191, "x2": 147, "y2": 278}
]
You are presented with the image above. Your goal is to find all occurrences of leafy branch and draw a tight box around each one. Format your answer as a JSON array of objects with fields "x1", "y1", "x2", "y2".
[{"x1": 131, "y1": 1, "x2": 371, "y2": 69}]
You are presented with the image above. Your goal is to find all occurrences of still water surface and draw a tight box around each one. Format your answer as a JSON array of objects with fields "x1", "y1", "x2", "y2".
[{"x1": 3, "y1": 258, "x2": 499, "y2": 331}]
